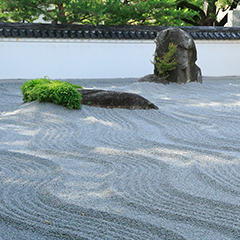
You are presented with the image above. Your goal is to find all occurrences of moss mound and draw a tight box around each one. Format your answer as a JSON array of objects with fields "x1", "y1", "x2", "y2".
[{"x1": 21, "y1": 78, "x2": 83, "y2": 109}]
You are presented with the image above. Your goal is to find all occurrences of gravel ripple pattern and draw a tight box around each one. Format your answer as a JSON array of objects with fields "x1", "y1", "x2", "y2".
[{"x1": 0, "y1": 77, "x2": 239, "y2": 239}]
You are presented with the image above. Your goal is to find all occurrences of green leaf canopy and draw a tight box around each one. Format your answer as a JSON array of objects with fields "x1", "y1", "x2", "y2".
[{"x1": 0, "y1": 0, "x2": 195, "y2": 26}]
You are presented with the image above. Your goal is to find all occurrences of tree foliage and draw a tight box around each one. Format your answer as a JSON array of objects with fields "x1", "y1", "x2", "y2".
[
  {"x1": 100, "y1": 0, "x2": 194, "y2": 26},
  {"x1": 0, "y1": 0, "x2": 195, "y2": 26},
  {"x1": 1, "y1": 0, "x2": 239, "y2": 26}
]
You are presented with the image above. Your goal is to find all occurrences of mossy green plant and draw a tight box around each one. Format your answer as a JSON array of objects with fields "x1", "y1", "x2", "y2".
[
  {"x1": 21, "y1": 77, "x2": 83, "y2": 109},
  {"x1": 153, "y1": 43, "x2": 178, "y2": 80}
]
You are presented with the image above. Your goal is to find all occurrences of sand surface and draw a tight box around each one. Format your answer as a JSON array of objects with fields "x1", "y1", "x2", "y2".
[{"x1": 0, "y1": 77, "x2": 239, "y2": 239}]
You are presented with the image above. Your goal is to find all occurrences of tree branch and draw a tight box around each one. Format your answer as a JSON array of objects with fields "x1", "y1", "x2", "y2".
[
  {"x1": 180, "y1": 17, "x2": 201, "y2": 26},
  {"x1": 177, "y1": 0, "x2": 206, "y2": 20},
  {"x1": 217, "y1": 14, "x2": 228, "y2": 26},
  {"x1": 231, "y1": 0, "x2": 240, "y2": 10}
]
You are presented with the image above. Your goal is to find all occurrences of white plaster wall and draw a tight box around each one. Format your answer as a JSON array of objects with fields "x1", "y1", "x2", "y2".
[
  {"x1": 1, "y1": 38, "x2": 240, "y2": 79},
  {"x1": 195, "y1": 40, "x2": 240, "y2": 76},
  {"x1": 0, "y1": 39, "x2": 155, "y2": 79}
]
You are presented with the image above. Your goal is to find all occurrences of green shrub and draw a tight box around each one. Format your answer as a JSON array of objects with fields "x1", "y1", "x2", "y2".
[
  {"x1": 153, "y1": 43, "x2": 178, "y2": 80},
  {"x1": 21, "y1": 77, "x2": 83, "y2": 109}
]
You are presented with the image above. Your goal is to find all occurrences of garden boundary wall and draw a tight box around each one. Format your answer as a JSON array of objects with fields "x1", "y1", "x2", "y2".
[{"x1": 1, "y1": 24, "x2": 240, "y2": 79}]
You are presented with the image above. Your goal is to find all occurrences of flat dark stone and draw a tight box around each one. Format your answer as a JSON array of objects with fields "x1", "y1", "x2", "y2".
[
  {"x1": 138, "y1": 74, "x2": 168, "y2": 84},
  {"x1": 77, "y1": 89, "x2": 158, "y2": 110}
]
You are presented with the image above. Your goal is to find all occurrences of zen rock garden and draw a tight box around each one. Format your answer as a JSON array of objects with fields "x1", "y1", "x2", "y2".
[{"x1": 22, "y1": 27, "x2": 202, "y2": 110}]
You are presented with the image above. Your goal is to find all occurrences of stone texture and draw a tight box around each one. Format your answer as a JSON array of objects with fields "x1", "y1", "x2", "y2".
[
  {"x1": 226, "y1": 5, "x2": 240, "y2": 27},
  {"x1": 77, "y1": 89, "x2": 158, "y2": 110},
  {"x1": 138, "y1": 74, "x2": 168, "y2": 85},
  {"x1": 154, "y1": 27, "x2": 202, "y2": 84}
]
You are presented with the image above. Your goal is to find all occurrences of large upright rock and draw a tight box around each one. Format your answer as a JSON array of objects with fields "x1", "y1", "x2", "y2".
[{"x1": 154, "y1": 27, "x2": 202, "y2": 84}]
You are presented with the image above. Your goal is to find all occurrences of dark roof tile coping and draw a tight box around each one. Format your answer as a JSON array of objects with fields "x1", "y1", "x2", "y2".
[{"x1": 1, "y1": 23, "x2": 240, "y2": 40}]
